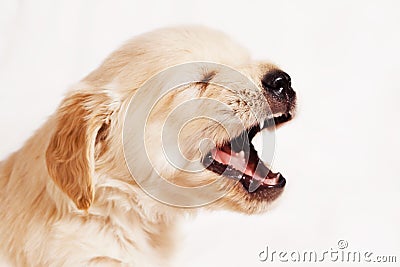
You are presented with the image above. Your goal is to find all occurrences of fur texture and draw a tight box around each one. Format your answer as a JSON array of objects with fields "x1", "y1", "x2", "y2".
[{"x1": 0, "y1": 26, "x2": 294, "y2": 266}]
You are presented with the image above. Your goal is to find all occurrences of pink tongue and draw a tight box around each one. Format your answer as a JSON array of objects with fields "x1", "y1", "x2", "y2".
[
  {"x1": 211, "y1": 149, "x2": 279, "y2": 185},
  {"x1": 212, "y1": 149, "x2": 249, "y2": 175}
]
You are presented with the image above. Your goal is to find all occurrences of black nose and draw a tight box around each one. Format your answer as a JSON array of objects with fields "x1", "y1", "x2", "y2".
[{"x1": 262, "y1": 70, "x2": 294, "y2": 100}]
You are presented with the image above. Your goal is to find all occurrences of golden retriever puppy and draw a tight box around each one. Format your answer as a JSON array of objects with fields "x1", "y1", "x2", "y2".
[{"x1": 0, "y1": 26, "x2": 296, "y2": 266}]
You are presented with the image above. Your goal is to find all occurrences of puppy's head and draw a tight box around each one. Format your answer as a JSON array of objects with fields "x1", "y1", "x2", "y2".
[{"x1": 46, "y1": 26, "x2": 296, "y2": 214}]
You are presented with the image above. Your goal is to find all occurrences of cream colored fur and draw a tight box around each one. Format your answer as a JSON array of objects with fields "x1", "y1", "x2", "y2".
[{"x1": 0, "y1": 26, "x2": 286, "y2": 266}]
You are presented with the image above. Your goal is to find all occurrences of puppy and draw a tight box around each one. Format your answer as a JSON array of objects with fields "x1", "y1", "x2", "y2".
[{"x1": 0, "y1": 26, "x2": 296, "y2": 266}]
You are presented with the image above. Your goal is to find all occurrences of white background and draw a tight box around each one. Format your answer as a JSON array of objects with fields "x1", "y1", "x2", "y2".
[{"x1": 1, "y1": 1, "x2": 399, "y2": 266}]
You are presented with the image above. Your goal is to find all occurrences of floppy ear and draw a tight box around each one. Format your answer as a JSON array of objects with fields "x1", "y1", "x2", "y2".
[{"x1": 46, "y1": 91, "x2": 116, "y2": 210}]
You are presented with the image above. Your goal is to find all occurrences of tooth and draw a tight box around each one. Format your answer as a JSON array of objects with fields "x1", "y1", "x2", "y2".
[
  {"x1": 248, "y1": 178, "x2": 262, "y2": 193},
  {"x1": 260, "y1": 120, "x2": 264, "y2": 129}
]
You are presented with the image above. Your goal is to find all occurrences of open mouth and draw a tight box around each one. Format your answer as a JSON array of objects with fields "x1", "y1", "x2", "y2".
[{"x1": 202, "y1": 112, "x2": 292, "y2": 193}]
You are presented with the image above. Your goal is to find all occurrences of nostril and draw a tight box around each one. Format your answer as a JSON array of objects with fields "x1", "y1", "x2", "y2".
[
  {"x1": 262, "y1": 70, "x2": 292, "y2": 98},
  {"x1": 271, "y1": 77, "x2": 287, "y2": 94}
]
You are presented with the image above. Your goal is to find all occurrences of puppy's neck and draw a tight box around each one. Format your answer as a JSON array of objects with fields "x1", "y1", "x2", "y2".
[{"x1": 90, "y1": 180, "x2": 189, "y2": 258}]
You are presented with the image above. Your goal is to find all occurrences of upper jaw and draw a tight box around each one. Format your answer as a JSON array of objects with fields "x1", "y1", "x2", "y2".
[{"x1": 264, "y1": 110, "x2": 294, "y2": 128}]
